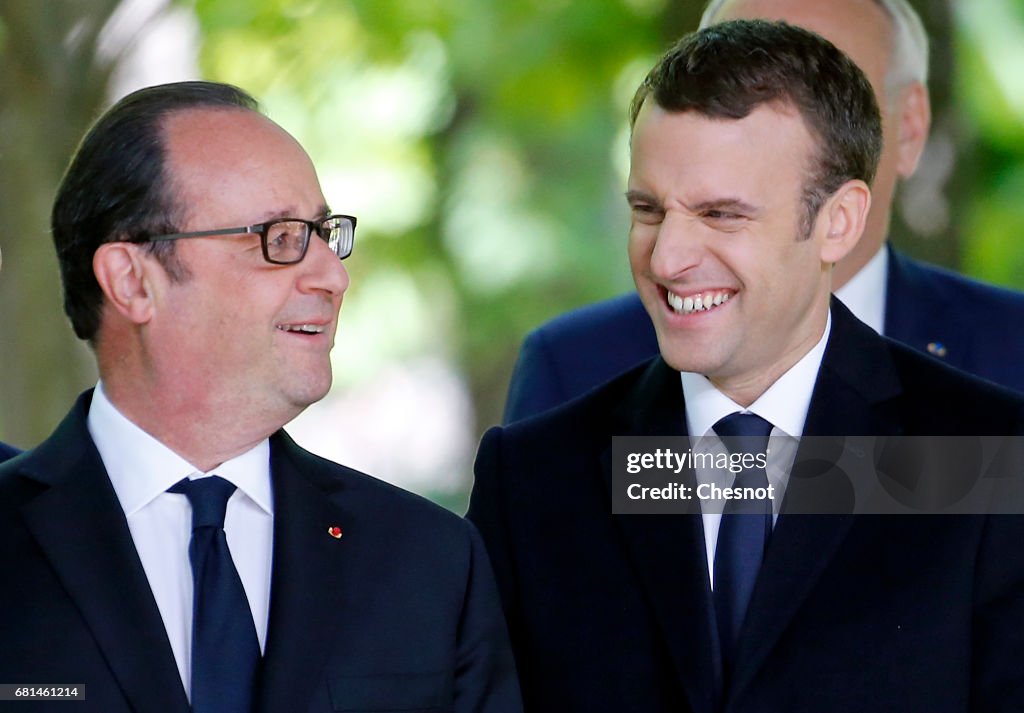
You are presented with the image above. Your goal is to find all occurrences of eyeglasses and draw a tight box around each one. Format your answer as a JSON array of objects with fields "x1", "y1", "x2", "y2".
[{"x1": 143, "y1": 214, "x2": 356, "y2": 265}]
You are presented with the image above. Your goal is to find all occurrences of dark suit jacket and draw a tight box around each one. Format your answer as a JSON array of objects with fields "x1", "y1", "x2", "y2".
[
  {"x1": 472, "y1": 301, "x2": 1024, "y2": 712},
  {"x1": 0, "y1": 440, "x2": 20, "y2": 462},
  {"x1": 504, "y1": 246, "x2": 1024, "y2": 422},
  {"x1": 0, "y1": 391, "x2": 521, "y2": 713}
]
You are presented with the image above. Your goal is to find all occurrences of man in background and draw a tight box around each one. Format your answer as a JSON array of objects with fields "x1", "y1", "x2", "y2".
[
  {"x1": 0, "y1": 81, "x2": 519, "y2": 713},
  {"x1": 504, "y1": 0, "x2": 1024, "y2": 423},
  {"x1": 471, "y1": 20, "x2": 1024, "y2": 712}
]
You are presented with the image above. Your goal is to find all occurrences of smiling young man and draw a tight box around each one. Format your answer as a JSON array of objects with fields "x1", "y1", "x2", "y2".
[
  {"x1": 503, "y1": 0, "x2": 1024, "y2": 424},
  {"x1": 469, "y1": 21, "x2": 1024, "y2": 713},
  {"x1": 0, "y1": 81, "x2": 520, "y2": 713},
  {"x1": 625, "y1": 99, "x2": 868, "y2": 406}
]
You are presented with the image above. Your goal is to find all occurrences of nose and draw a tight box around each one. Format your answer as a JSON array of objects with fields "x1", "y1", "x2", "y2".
[
  {"x1": 648, "y1": 213, "x2": 703, "y2": 281},
  {"x1": 297, "y1": 232, "x2": 349, "y2": 298}
]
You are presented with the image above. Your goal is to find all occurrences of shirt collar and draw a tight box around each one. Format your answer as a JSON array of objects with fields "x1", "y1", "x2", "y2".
[
  {"x1": 680, "y1": 309, "x2": 831, "y2": 439},
  {"x1": 833, "y1": 244, "x2": 887, "y2": 334},
  {"x1": 87, "y1": 382, "x2": 273, "y2": 516}
]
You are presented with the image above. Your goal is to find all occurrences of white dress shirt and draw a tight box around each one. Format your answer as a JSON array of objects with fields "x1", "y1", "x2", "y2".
[
  {"x1": 87, "y1": 382, "x2": 274, "y2": 699},
  {"x1": 834, "y1": 244, "x2": 888, "y2": 335},
  {"x1": 680, "y1": 311, "x2": 830, "y2": 585}
]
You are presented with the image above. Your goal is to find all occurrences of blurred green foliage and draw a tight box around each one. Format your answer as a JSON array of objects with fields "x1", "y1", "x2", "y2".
[
  {"x1": 187, "y1": 0, "x2": 700, "y2": 443},
  {"x1": 957, "y1": 0, "x2": 1024, "y2": 287}
]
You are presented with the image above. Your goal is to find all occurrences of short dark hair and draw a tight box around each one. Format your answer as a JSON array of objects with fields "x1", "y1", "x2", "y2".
[
  {"x1": 699, "y1": 0, "x2": 930, "y2": 91},
  {"x1": 51, "y1": 80, "x2": 259, "y2": 341},
  {"x1": 630, "y1": 19, "x2": 882, "y2": 238}
]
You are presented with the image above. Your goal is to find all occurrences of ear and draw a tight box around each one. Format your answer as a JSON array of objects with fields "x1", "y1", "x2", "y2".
[
  {"x1": 817, "y1": 179, "x2": 872, "y2": 265},
  {"x1": 894, "y1": 82, "x2": 931, "y2": 178},
  {"x1": 93, "y1": 242, "x2": 157, "y2": 326}
]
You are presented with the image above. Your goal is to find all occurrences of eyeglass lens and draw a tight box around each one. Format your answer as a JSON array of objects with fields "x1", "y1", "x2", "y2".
[
  {"x1": 264, "y1": 217, "x2": 353, "y2": 263},
  {"x1": 320, "y1": 216, "x2": 354, "y2": 259},
  {"x1": 265, "y1": 221, "x2": 310, "y2": 263}
]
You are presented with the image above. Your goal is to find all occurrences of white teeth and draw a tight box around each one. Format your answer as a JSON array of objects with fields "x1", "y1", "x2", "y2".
[
  {"x1": 666, "y1": 290, "x2": 733, "y2": 315},
  {"x1": 278, "y1": 324, "x2": 324, "y2": 334}
]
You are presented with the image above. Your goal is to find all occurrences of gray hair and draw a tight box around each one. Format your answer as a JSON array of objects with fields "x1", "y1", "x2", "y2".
[{"x1": 699, "y1": 0, "x2": 929, "y2": 95}]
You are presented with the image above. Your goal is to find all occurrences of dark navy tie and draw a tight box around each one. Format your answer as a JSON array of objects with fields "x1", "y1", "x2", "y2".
[
  {"x1": 712, "y1": 412, "x2": 773, "y2": 677},
  {"x1": 171, "y1": 476, "x2": 260, "y2": 713}
]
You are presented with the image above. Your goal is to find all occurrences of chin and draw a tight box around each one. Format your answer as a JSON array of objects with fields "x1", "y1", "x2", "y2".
[
  {"x1": 654, "y1": 334, "x2": 711, "y2": 374},
  {"x1": 662, "y1": 346, "x2": 738, "y2": 379},
  {"x1": 294, "y1": 373, "x2": 333, "y2": 407},
  {"x1": 662, "y1": 355, "x2": 705, "y2": 374}
]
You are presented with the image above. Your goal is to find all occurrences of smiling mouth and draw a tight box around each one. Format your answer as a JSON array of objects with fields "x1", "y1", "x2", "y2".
[
  {"x1": 665, "y1": 289, "x2": 734, "y2": 315},
  {"x1": 276, "y1": 323, "x2": 327, "y2": 335}
]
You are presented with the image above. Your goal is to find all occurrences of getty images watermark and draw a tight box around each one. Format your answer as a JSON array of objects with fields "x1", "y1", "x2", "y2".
[
  {"x1": 624, "y1": 446, "x2": 775, "y2": 510},
  {"x1": 612, "y1": 436, "x2": 1024, "y2": 515}
]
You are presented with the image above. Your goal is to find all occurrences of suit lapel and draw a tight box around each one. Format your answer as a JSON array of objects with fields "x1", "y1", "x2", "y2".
[
  {"x1": 727, "y1": 300, "x2": 904, "y2": 702},
  {"x1": 884, "y1": 246, "x2": 967, "y2": 368},
  {"x1": 256, "y1": 431, "x2": 353, "y2": 713},
  {"x1": 601, "y1": 359, "x2": 720, "y2": 713},
  {"x1": 19, "y1": 393, "x2": 189, "y2": 713}
]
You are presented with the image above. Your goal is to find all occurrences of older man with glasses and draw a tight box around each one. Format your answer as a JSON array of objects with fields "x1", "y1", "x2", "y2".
[{"x1": 0, "y1": 81, "x2": 520, "y2": 713}]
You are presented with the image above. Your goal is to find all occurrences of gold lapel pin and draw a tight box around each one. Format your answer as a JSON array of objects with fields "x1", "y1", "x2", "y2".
[
  {"x1": 327, "y1": 526, "x2": 343, "y2": 539},
  {"x1": 926, "y1": 342, "x2": 948, "y2": 358}
]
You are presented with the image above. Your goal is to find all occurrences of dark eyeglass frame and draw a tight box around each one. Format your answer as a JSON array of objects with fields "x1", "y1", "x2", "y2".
[{"x1": 142, "y1": 214, "x2": 357, "y2": 265}]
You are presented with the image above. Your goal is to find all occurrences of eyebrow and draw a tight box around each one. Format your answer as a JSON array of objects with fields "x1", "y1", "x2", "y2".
[
  {"x1": 624, "y1": 189, "x2": 660, "y2": 206},
  {"x1": 688, "y1": 198, "x2": 760, "y2": 216},
  {"x1": 624, "y1": 191, "x2": 760, "y2": 216},
  {"x1": 255, "y1": 204, "x2": 332, "y2": 223}
]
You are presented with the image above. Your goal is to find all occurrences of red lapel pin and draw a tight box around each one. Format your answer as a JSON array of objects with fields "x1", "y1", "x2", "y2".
[{"x1": 327, "y1": 526, "x2": 343, "y2": 539}]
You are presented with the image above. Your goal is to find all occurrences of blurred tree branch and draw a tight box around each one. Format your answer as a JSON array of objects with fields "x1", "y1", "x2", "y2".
[{"x1": 0, "y1": 0, "x2": 162, "y2": 445}]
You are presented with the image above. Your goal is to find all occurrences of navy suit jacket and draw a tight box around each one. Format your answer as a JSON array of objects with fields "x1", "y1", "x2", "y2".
[
  {"x1": 504, "y1": 247, "x2": 1024, "y2": 422},
  {"x1": 0, "y1": 440, "x2": 20, "y2": 462},
  {"x1": 472, "y1": 300, "x2": 1024, "y2": 712},
  {"x1": 0, "y1": 392, "x2": 521, "y2": 713}
]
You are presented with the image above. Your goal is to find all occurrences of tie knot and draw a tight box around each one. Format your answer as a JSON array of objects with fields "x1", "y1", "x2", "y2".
[
  {"x1": 169, "y1": 475, "x2": 236, "y2": 529},
  {"x1": 713, "y1": 412, "x2": 773, "y2": 457}
]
